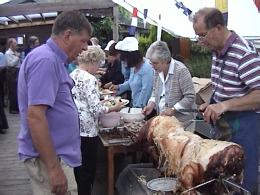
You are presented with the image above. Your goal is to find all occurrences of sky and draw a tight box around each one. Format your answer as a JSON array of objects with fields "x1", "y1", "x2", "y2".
[{"x1": 0, "y1": 0, "x2": 10, "y2": 4}]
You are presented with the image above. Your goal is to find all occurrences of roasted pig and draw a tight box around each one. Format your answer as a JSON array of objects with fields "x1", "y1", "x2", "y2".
[{"x1": 135, "y1": 116, "x2": 244, "y2": 194}]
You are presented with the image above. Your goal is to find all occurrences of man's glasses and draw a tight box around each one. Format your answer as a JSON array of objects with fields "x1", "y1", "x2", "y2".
[{"x1": 195, "y1": 30, "x2": 210, "y2": 41}]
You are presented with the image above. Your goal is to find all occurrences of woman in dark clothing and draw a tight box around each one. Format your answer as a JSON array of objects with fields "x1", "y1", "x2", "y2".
[{"x1": 100, "y1": 42, "x2": 124, "y2": 88}]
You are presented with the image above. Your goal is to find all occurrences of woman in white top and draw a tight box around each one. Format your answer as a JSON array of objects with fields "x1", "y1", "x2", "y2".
[{"x1": 70, "y1": 46, "x2": 124, "y2": 195}]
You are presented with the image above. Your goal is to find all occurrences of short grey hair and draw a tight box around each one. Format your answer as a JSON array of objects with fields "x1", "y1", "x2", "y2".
[
  {"x1": 52, "y1": 11, "x2": 92, "y2": 36},
  {"x1": 145, "y1": 41, "x2": 171, "y2": 63},
  {"x1": 77, "y1": 46, "x2": 105, "y2": 66}
]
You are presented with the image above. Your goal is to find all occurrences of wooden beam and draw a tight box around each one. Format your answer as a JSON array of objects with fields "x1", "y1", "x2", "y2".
[
  {"x1": 0, "y1": 1, "x2": 115, "y2": 17},
  {"x1": 0, "y1": 20, "x2": 54, "y2": 30},
  {"x1": 40, "y1": 13, "x2": 45, "y2": 22},
  {"x1": 23, "y1": 15, "x2": 32, "y2": 23},
  {"x1": 84, "y1": 8, "x2": 113, "y2": 17},
  {"x1": 7, "y1": 16, "x2": 19, "y2": 24}
]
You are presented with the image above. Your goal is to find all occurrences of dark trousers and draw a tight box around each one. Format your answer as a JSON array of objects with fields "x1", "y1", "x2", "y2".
[
  {"x1": 74, "y1": 136, "x2": 98, "y2": 195},
  {"x1": 6, "y1": 67, "x2": 19, "y2": 112},
  {"x1": 0, "y1": 67, "x2": 6, "y2": 107},
  {"x1": 0, "y1": 90, "x2": 8, "y2": 130}
]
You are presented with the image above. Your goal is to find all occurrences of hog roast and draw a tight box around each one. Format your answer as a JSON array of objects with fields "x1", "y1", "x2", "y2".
[{"x1": 135, "y1": 116, "x2": 245, "y2": 194}]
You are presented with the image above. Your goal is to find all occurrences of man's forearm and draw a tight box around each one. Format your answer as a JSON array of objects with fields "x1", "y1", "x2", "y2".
[
  {"x1": 222, "y1": 90, "x2": 260, "y2": 112},
  {"x1": 28, "y1": 107, "x2": 59, "y2": 171}
]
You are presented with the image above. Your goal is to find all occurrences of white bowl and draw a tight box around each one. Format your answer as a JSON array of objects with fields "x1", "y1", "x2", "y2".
[
  {"x1": 99, "y1": 112, "x2": 121, "y2": 128},
  {"x1": 120, "y1": 107, "x2": 145, "y2": 123}
]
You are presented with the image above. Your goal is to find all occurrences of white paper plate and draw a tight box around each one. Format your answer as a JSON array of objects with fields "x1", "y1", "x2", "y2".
[
  {"x1": 146, "y1": 177, "x2": 177, "y2": 192},
  {"x1": 120, "y1": 99, "x2": 129, "y2": 106},
  {"x1": 100, "y1": 89, "x2": 114, "y2": 95}
]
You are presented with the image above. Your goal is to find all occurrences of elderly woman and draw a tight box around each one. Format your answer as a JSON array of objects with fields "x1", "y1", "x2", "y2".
[
  {"x1": 110, "y1": 37, "x2": 154, "y2": 108},
  {"x1": 143, "y1": 41, "x2": 195, "y2": 127},
  {"x1": 70, "y1": 46, "x2": 124, "y2": 195}
]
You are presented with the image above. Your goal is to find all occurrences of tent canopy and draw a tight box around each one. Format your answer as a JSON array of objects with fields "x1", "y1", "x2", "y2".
[{"x1": 112, "y1": 0, "x2": 260, "y2": 39}]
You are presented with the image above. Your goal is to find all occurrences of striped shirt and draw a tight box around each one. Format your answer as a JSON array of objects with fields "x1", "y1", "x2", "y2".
[{"x1": 211, "y1": 32, "x2": 260, "y2": 103}]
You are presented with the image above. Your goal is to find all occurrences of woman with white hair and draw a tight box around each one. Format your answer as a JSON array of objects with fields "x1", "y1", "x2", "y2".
[
  {"x1": 143, "y1": 41, "x2": 195, "y2": 127},
  {"x1": 70, "y1": 46, "x2": 124, "y2": 195}
]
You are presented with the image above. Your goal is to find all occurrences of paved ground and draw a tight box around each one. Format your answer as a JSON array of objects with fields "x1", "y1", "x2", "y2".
[
  {"x1": 0, "y1": 112, "x2": 32, "y2": 195},
  {"x1": 0, "y1": 110, "x2": 128, "y2": 195}
]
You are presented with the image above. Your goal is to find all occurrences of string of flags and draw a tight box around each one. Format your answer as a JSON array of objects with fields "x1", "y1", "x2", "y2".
[
  {"x1": 127, "y1": 1, "x2": 194, "y2": 37},
  {"x1": 174, "y1": 0, "x2": 193, "y2": 22},
  {"x1": 128, "y1": 7, "x2": 138, "y2": 36},
  {"x1": 128, "y1": 7, "x2": 149, "y2": 36}
]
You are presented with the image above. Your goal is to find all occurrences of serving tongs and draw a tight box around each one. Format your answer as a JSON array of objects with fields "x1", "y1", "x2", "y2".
[
  {"x1": 180, "y1": 176, "x2": 251, "y2": 195},
  {"x1": 178, "y1": 108, "x2": 204, "y2": 119}
]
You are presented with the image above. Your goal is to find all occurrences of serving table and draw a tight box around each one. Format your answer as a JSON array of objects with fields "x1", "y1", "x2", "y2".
[{"x1": 98, "y1": 127, "x2": 142, "y2": 195}]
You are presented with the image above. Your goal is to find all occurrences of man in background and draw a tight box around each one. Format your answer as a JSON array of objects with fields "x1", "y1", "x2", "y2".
[
  {"x1": 24, "y1": 35, "x2": 40, "y2": 57},
  {"x1": 5, "y1": 38, "x2": 20, "y2": 114}
]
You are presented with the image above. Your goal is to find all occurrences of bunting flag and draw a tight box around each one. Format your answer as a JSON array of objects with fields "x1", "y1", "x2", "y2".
[
  {"x1": 157, "y1": 14, "x2": 162, "y2": 41},
  {"x1": 143, "y1": 8, "x2": 148, "y2": 28},
  {"x1": 254, "y1": 0, "x2": 260, "y2": 12},
  {"x1": 175, "y1": 0, "x2": 193, "y2": 21},
  {"x1": 128, "y1": 7, "x2": 138, "y2": 36},
  {"x1": 215, "y1": 0, "x2": 228, "y2": 25}
]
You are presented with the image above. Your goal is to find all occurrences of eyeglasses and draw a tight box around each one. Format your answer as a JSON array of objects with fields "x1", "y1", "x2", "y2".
[
  {"x1": 195, "y1": 30, "x2": 210, "y2": 41},
  {"x1": 195, "y1": 26, "x2": 218, "y2": 41}
]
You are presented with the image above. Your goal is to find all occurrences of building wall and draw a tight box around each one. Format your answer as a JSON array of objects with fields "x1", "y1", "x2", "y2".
[{"x1": 0, "y1": 24, "x2": 52, "y2": 52}]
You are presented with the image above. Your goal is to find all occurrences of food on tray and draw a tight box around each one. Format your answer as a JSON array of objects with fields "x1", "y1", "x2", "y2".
[
  {"x1": 134, "y1": 116, "x2": 244, "y2": 194},
  {"x1": 103, "y1": 98, "x2": 129, "y2": 108},
  {"x1": 124, "y1": 121, "x2": 146, "y2": 134},
  {"x1": 99, "y1": 127, "x2": 132, "y2": 140}
]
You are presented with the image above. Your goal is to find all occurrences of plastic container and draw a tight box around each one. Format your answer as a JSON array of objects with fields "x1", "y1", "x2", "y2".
[
  {"x1": 120, "y1": 107, "x2": 145, "y2": 123},
  {"x1": 99, "y1": 112, "x2": 121, "y2": 128}
]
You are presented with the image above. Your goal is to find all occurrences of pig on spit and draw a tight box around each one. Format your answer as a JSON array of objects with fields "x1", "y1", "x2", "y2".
[{"x1": 134, "y1": 116, "x2": 245, "y2": 194}]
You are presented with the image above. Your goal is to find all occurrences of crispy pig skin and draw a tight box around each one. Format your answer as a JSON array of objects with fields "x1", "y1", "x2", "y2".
[{"x1": 135, "y1": 116, "x2": 245, "y2": 193}]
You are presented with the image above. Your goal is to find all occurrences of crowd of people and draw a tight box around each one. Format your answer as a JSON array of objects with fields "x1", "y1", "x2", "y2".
[{"x1": 0, "y1": 6, "x2": 258, "y2": 195}]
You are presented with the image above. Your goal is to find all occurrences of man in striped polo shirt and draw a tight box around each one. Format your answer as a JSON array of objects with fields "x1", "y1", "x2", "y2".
[{"x1": 193, "y1": 8, "x2": 260, "y2": 194}]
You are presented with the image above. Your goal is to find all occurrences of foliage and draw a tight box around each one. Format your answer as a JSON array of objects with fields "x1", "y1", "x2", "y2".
[
  {"x1": 185, "y1": 53, "x2": 211, "y2": 78},
  {"x1": 138, "y1": 25, "x2": 173, "y2": 55},
  {"x1": 185, "y1": 41, "x2": 211, "y2": 78},
  {"x1": 190, "y1": 41, "x2": 210, "y2": 54},
  {"x1": 90, "y1": 17, "x2": 113, "y2": 47}
]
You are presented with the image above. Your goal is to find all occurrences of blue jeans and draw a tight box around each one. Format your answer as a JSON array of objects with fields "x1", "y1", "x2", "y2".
[{"x1": 222, "y1": 111, "x2": 259, "y2": 194}]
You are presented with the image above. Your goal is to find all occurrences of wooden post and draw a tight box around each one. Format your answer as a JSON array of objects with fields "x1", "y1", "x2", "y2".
[
  {"x1": 179, "y1": 37, "x2": 190, "y2": 60},
  {"x1": 113, "y1": 6, "x2": 119, "y2": 42}
]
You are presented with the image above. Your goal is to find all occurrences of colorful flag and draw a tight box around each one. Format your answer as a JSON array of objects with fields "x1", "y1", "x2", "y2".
[
  {"x1": 128, "y1": 7, "x2": 138, "y2": 36},
  {"x1": 215, "y1": 0, "x2": 228, "y2": 25},
  {"x1": 175, "y1": 0, "x2": 193, "y2": 21}
]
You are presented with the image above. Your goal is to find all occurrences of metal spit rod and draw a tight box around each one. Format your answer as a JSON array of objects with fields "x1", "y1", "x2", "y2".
[{"x1": 180, "y1": 176, "x2": 251, "y2": 195}]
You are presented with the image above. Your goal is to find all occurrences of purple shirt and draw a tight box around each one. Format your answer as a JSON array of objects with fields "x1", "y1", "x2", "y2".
[{"x1": 17, "y1": 38, "x2": 81, "y2": 167}]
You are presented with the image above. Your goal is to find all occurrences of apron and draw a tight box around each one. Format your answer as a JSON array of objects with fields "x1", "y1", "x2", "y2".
[{"x1": 210, "y1": 98, "x2": 260, "y2": 193}]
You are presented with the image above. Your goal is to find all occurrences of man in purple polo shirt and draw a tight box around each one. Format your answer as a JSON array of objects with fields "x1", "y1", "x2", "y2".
[
  {"x1": 17, "y1": 11, "x2": 92, "y2": 195},
  {"x1": 193, "y1": 8, "x2": 260, "y2": 194}
]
